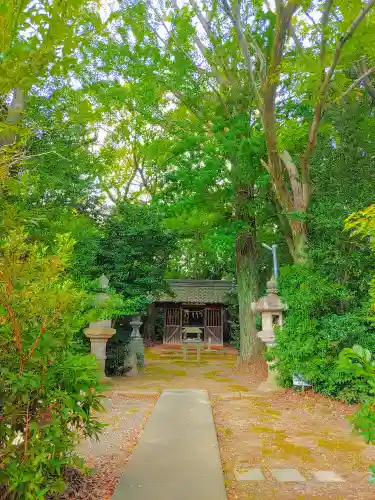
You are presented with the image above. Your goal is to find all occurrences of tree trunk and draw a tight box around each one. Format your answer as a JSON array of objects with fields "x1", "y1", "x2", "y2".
[
  {"x1": 236, "y1": 241, "x2": 261, "y2": 361},
  {"x1": 289, "y1": 219, "x2": 308, "y2": 263},
  {"x1": 0, "y1": 88, "x2": 25, "y2": 146},
  {"x1": 263, "y1": 150, "x2": 309, "y2": 263},
  {"x1": 235, "y1": 183, "x2": 262, "y2": 361},
  {"x1": 1, "y1": 88, "x2": 25, "y2": 182}
]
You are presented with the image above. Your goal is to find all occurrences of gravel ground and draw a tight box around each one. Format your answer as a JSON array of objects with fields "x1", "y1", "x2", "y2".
[
  {"x1": 63, "y1": 347, "x2": 375, "y2": 500},
  {"x1": 64, "y1": 392, "x2": 157, "y2": 500},
  {"x1": 212, "y1": 390, "x2": 375, "y2": 500}
]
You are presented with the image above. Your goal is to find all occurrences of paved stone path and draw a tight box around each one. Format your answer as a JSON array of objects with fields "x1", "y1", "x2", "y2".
[
  {"x1": 235, "y1": 467, "x2": 346, "y2": 483},
  {"x1": 112, "y1": 389, "x2": 227, "y2": 500}
]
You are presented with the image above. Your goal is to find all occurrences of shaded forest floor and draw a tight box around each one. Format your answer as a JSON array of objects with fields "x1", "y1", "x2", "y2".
[{"x1": 76, "y1": 346, "x2": 375, "y2": 499}]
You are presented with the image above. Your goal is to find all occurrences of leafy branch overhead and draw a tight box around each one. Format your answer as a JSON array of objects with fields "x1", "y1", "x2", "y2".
[{"x1": 221, "y1": 0, "x2": 375, "y2": 261}]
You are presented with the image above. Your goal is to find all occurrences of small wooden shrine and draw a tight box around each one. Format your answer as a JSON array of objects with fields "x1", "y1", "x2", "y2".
[{"x1": 156, "y1": 279, "x2": 233, "y2": 346}]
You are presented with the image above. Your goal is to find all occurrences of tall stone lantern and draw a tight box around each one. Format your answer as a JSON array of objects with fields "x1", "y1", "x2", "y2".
[
  {"x1": 251, "y1": 278, "x2": 287, "y2": 391},
  {"x1": 124, "y1": 315, "x2": 145, "y2": 377},
  {"x1": 84, "y1": 275, "x2": 116, "y2": 379}
]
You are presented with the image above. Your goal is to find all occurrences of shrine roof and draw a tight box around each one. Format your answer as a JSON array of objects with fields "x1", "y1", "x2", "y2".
[{"x1": 156, "y1": 279, "x2": 234, "y2": 304}]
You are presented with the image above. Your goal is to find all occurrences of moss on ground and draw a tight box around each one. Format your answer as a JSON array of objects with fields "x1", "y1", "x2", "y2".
[
  {"x1": 228, "y1": 384, "x2": 249, "y2": 392},
  {"x1": 253, "y1": 427, "x2": 313, "y2": 463},
  {"x1": 142, "y1": 366, "x2": 187, "y2": 380},
  {"x1": 317, "y1": 439, "x2": 364, "y2": 452},
  {"x1": 204, "y1": 370, "x2": 222, "y2": 379}
]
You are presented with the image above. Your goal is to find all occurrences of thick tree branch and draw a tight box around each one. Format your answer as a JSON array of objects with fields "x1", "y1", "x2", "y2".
[
  {"x1": 273, "y1": 200, "x2": 295, "y2": 257},
  {"x1": 281, "y1": 151, "x2": 306, "y2": 208},
  {"x1": 359, "y1": 59, "x2": 375, "y2": 103},
  {"x1": 6, "y1": 88, "x2": 25, "y2": 125},
  {"x1": 136, "y1": 165, "x2": 153, "y2": 194},
  {"x1": 260, "y1": 1, "x2": 298, "y2": 216},
  {"x1": 340, "y1": 65, "x2": 375, "y2": 101},
  {"x1": 281, "y1": 151, "x2": 299, "y2": 184},
  {"x1": 189, "y1": 0, "x2": 233, "y2": 85},
  {"x1": 189, "y1": 0, "x2": 212, "y2": 36},
  {"x1": 152, "y1": 0, "x2": 227, "y2": 90},
  {"x1": 222, "y1": 0, "x2": 262, "y2": 107},
  {"x1": 264, "y1": 0, "x2": 273, "y2": 12},
  {"x1": 25, "y1": 320, "x2": 46, "y2": 366},
  {"x1": 305, "y1": 10, "x2": 316, "y2": 25},
  {"x1": 103, "y1": 188, "x2": 117, "y2": 204},
  {"x1": 0, "y1": 88, "x2": 25, "y2": 148},
  {"x1": 169, "y1": 0, "x2": 228, "y2": 87},
  {"x1": 289, "y1": 24, "x2": 302, "y2": 49},
  {"x1": 320, "y1": 0, "x2": 334, "y2": 66},
  {"x1": 4, "y1": 276, "x2": 22, "y2": 355},
  {"x1": 3, "y1": 149, "x2": 71, "y2": 169}
]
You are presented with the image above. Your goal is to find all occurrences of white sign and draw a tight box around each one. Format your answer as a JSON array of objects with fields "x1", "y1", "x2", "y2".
[{"x1": 292, "y1": 374, "x2": 312, "y2": 387}]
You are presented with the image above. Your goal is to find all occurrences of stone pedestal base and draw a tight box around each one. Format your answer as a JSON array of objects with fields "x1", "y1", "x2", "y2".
[
  {"x1": 126, "y1": 316, "x2": 145, "y2": 372},
  {"x1": 257, "y1": 361, "x2": 282, "y2": 392},
  {"x1": 123, "y1": 337, "x2": 145, "y2": 376},
  {"x1": 84, "y1": 326, "x2": 116, "y2": 379},
  {"x1": 130, "y1": 336, "x2": 145, "y2": 366},
  {"x1": 125, "y1": 353, "x2": 138, "y2": 377}
]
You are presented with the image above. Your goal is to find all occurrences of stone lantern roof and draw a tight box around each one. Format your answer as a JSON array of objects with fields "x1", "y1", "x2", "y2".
[
  {"x1": 252, "y1": 278, "x2": 287, "y2": 314},
  {"x1": 251, "y1": 278, "x2": 287, "y2": 347}
]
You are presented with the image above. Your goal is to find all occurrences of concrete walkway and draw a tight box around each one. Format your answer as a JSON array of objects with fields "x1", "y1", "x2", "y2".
[{"x1": 112, "y1": 389, "x2": 227, "y2": 500}]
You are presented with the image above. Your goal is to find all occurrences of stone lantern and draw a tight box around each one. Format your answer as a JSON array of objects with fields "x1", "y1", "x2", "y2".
[
  {"x1": 251, "y1": 278, "x2": 287, "y2": 391},
  {"x1": 125, "y1": 315, "x2": 145, "y2": 377},
  {"x1": 84, "y1": 275, "x2": 115, "y2": 379}
]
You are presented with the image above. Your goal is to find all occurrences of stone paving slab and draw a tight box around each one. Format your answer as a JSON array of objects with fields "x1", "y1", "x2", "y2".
[
  {"x1": 235, "y1": 468, "x2": 265, "y2": 481},
  {"x1": 271, "y1": 468, "x2": 306, "y2": 482},
  {"x1": 234, "y1": 468, "x2": 348, "y2": 483},
  {"x1": 312, "y1": 471, "x2": 345, "y2": 482},
  {"x1": 112, "y1": 389, "x2": 227, "y2": 500}
]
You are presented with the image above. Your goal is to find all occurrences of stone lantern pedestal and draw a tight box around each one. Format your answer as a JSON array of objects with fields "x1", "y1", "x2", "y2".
[
  {"x1": 84, "y1": 275, "x2": 115, "y2": 379},
  {"x1": 84, "y1": 320, "x2": 115, "y2": 379},
  {"x1": 125, "y1": 316, "x2": 145, "y2": 377},
  {"x1": 251, "y1": 278, "x2": 287, "y2": 392}
]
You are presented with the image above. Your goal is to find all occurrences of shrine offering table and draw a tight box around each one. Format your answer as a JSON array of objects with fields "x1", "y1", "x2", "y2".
[{"x1": 181, "y1": 338, "x2": 203, "y2": 362}]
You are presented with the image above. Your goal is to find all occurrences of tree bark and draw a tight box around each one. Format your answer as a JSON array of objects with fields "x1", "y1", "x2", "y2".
[
  {"x1": 357, "y1": 59, "x2": 375, "y2": 105},
  {"x1": 289, "y1": 220, "x2": 307, "y2": 263},
  {"x1": 1, "y1": 88, "x2": 25, "y2": 181},
  {"x1": 235, "y1": 184, "x2": 262, "y2": 361},
  {"x1": 236, "y1": 241, "x2": 261, "y2": 361},
  {"x1": 0, "y1": 88, "x2": 25, "y2": 146}
]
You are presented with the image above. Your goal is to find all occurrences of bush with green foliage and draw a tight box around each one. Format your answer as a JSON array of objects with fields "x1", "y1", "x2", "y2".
[
  {"x1": 345, "y1": 204, "x2": 375, "y2": 320},
  {"x1": 0, "y1": 230, "x2": 106, "y2": 499},
  {"x1": 105, "y1": 317, "x2": 132, "y2": 376},
  {"x1": 339, "y1": 344, "x2": 375, "y2": 480},
  {"x1": 270, "y1": 264, "x2": 373, "y2": 403},
  {"x1": 269, "y1": 103, "x2": 375, "y2": 402},
  {"x1": 338, "y1": 204, "x2": 375, "y2": 479}
]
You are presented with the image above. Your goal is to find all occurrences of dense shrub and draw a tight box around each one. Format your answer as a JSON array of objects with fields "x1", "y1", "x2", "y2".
[
  {"x1": 339, "y1": 344, "x2": 375, "y2": 480},
  {"x1": 270, "y1": 264, "x2": 372, "y2": 403},
  {"x1": 0, "y1": 230, "x2": 105, "y2": 499},
  {"x1": 105, "y1": 317, "x2": 131, "y2": 375},
  {"x1": 340, "y1": 205, "x2": 375, "y2": 479}
]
